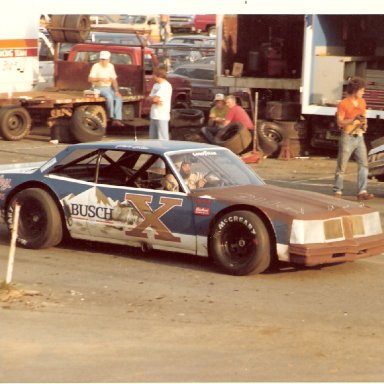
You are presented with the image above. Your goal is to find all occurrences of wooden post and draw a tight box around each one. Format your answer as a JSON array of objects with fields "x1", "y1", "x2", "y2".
[{"x1": 6, "y1": 203, "x2": 20, "y2": 284}]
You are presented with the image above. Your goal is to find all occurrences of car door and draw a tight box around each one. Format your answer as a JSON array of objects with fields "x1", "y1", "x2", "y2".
[{"x1": 86, "y1": 150, "x2": 198, "y2": 254}]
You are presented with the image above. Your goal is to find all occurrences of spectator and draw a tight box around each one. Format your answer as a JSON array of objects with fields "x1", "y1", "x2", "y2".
[
  {"x1": 148, "y1": 65, "x2": 173, "y2": 140},
  {"x1": 88, "y1": 50, "x2": 123, "y2": 127},
  {"x1": 201, "y1": 93, "x2": 229, "y2": 143},
  {"x1": 159, "y1": 14, "x2": 169, "y2": 42},
  {"x1": 223, "y1": 94, "x2": 254, "y2": 130},
  {"x1": 333, "y1": 76, "x2": 374, "y2": 201}
]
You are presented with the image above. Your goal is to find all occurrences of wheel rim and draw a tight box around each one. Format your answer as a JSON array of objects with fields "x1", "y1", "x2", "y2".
[
  {"x1": 220, "y1": 222, "x2": 257, "y2": 267},
  {"x1": 6, "y1": 113, "x2": 25, "y2": 134},
  {"x1": 18, "y1": 198, "x2": 47, "y2": 239}
]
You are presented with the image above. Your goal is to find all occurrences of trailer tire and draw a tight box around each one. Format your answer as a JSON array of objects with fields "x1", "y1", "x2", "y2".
[
  {"x1": 63, "y1": 15, "x2": 91, "y2": 43},
  {"x1": 77, "y1": 105, "x2": 107, "y2": 128},
  {"x1": 70, "y1": 108, "x2": 105, "y2": 143},
  {"x1": 0, "y1": 107, "x2": 31, "y2": 141},
  {"x1": 49, "y1": 15, "x2": 67, "y2": 42},
  {"x1": 6, "y1": 188, "x2": 63, "y2": 249},
  {"x1": 52, "y1": 118, "x2": 77, "y2": 143},
  {"x1": 214, "y1": 122, "x2": 252, "y2": 154}
]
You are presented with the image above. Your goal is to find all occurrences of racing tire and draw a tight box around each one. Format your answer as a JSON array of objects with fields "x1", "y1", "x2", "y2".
[
  {"x1": 63, "y1": 15, "x2": 91, "y2": 43},
  {"x1": 70, "y1": 108, "x2": 106, "y2": 143},
  {"x1": 210, "y1": 210, "x2": 271, "y2": 276},
  {"x1": 6, "y1": 188, "x2": 63, "y2": 249},
  {"x1": 77, "y1": 105, "x2": 107, "y2": 129},
  {"x1": 257, "y1": 120, "x2": 286, "y2": 157},
  {"x1": 0, "y1": 107, "x2": 31, "y2": 141},
  {"x1": 213, "y1": 122, "x2": 252, "y2": 154},
  {"x1": 49, "y1": 15, "x2": 67, "y2": 42}
]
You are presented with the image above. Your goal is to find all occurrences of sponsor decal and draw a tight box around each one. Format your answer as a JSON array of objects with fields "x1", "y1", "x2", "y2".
[
  {"x1": 70, "y1": 204, "x2": 114, "y2": 220},
  {"x1": 0, "y1": 175, "x2": 12, "y2": 191},
  {"x1": 194, "y1": 206, "x2": 210, "y2": 216},
  {"x1": 124, "y1": 193, "x2": 183, "y2": 242},
  {"x1": 192, "y1": 150, "x2": 217, "y2": 158}
]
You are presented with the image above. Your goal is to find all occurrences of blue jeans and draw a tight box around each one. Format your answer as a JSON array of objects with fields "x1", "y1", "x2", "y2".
[
  {"x1": 95, "y1": 86, "x2": 122, "y2": 120},
  {"x1": 149, "y1": 119, "x2": 169, "y2": 140},
  {"x1": 333, "y1": 133, "x2": 369, "y2": 194}
]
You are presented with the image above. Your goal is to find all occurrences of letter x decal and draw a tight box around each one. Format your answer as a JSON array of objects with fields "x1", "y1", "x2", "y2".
[{"x1": 124, "y1": 193, "x2": 183, "y2": 242}]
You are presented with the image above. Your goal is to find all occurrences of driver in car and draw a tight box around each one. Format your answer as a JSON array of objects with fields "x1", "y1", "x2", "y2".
[{"x1": 162, "y1": 158, "x2": 206, "y2": 191}]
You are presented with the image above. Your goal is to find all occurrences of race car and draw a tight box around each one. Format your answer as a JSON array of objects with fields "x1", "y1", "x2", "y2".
[{"x1": 1, "y1": 139, "x2": 384, "y2": 276}]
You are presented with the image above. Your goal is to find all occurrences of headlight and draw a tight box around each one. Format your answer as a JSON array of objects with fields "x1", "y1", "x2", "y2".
[{"x1": 290, "y1": 212, "x2": 382, "y2": 244}]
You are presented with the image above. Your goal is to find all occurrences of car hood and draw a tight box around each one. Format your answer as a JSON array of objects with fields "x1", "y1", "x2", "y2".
[{"x1": 193, "y1": 184, "x2": 370, "y2": 219}]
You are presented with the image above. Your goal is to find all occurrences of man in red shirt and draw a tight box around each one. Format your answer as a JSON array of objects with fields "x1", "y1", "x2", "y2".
[{"x1": 223, "y1": 95, "x2": 254, "y2": 130}]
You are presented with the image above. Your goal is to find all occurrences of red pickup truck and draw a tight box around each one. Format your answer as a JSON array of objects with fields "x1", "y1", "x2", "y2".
[{"x1": 66, "y1": 43, "x2": 192, "y2": 115}]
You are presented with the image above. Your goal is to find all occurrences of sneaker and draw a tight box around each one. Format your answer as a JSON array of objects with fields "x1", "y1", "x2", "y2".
[
  {"x1": 49, "y1": 139, "x2": 59, "y2": 145},
  {"x1": 111, "y1": 119, "x2": 124, "y2": 127},
  {"x1": 357, "y1": 192, "x2": 375, "y2": 201}
]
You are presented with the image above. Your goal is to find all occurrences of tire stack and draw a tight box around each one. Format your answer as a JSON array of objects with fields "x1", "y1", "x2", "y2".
[
  {"x1": 257, "y1": 101, "x2": 308, "y2": 157},
  {"x1": 213, "y1": 122, "x2": 252, "y2": 155},
  {"x1": 169, "y1": 108, "x2": 208, "y2": 143}
]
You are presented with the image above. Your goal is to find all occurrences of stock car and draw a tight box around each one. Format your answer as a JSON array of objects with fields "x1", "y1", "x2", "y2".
[{"x1": 1, "y1": 140, "x2": 384, "y2": 276}]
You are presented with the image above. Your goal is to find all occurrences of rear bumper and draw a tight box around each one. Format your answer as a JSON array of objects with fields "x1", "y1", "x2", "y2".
[{"x1": 288, "y1": 234, "x2": 384, "y2": 265}]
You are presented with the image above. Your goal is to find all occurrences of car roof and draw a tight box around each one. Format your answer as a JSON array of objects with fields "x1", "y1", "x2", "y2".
[{"x1": 67, "y1": 140, "x2": 221, "y2": 156}]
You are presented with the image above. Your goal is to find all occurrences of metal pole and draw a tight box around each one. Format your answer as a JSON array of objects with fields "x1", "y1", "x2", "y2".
[{"x1": 6, "y1": 203, "x2": 20, "y2": 284}]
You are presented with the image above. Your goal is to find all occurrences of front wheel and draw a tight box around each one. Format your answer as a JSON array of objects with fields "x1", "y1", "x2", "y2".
[
  {"x1": 0, "y1": 107, "x2": 31, "y2": 141},
  {"x1": 209, "y1": 210, "x2": 271, "y2": 275},
  {"x1": 6, "y1": 188, "x2": 63, "y2": 249}
]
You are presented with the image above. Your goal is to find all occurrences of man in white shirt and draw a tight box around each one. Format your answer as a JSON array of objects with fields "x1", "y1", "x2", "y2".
[
  {"x1": 88, "y1": 50, "x2": 124, "y2": 127},
  {"x1": 148, "y1": 65, "x2": 173, "y2": 139}
]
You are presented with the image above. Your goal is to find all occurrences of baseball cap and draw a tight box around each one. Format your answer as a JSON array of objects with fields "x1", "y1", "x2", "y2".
[
  {"x1": 214, "y1": 93, "x2": 225, "y2": 101},
  {"x1": 99, "y1": 51, "x2": 111, "y2": 60}
]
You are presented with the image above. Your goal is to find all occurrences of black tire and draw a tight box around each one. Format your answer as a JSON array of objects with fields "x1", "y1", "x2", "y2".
[
  {"x1": 6, "y1": 188, "x2": 63, "y2": 249},
  {"x1": 49, "y1": 15, "x2": 67, "y2": 43},
  {"x1": 0, "y1": 107, "x2": 31, "y2": 141},
  {"x1": 257, "y1": 120, "x2": 286, "y2": 157},
  {"x1": 210, "y1": 210, "x2": 271, "y2": 275},
  {"x1": 214, "y1": 122, "x2": 252, "y2": 154},
  {"x1": 70, "y1": 108, "x2": 105, "y2": 143},
  {"x1": 77, "y1": 105, "x2": 107, "y2": 129},
  {"x1": 170, "y1": 108, "x2": 205, "y2": 128},
  {"x1": 52, "y1": 118, "x2": 77, "y2": 143},
  {"x1": 64, "y1": 15, "x2": 91, "y2": 43}
]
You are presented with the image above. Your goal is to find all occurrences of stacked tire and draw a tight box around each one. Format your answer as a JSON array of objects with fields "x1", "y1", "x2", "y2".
[
  {"x1": 213, "y1": 122, "x2": 252, "y2": 155},
  {"x1": 257, "y1": 101, "x2": 308, "y2": 157},
  {"x1": 169, "y1": 109, "x2": 207, "y2": 143},
  {"x1": 49, "y1": 15, "x2": 91, "y2": 43}
]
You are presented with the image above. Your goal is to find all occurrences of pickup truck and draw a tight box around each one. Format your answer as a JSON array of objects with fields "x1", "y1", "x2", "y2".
[
  {"x1": 169, "y1": 14, "x2": 216, "y2": 36},
  {"x1": 67, "y1": 43, "x2": 191, "y2": 116},
  {"x1": 0, "y1": 39, "x2": 191, "y2": 143}
]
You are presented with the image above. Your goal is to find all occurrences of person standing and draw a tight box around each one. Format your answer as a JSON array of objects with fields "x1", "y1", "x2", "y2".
[
  {"x1": 159, "y1": 14, "x2": 169, "y2": 43},
  {"x1": 223, "y1": 94, "x2": 254, "y2": 130},
  {"x1": 88, "y1": 50, "x2": 123, "y2": 127},
  {"x1": 148, "y1": 65, "x2": 173, "y2": 140},
  {"x1": 333, "y1": 76, "x2": 374, "y2": 201}
]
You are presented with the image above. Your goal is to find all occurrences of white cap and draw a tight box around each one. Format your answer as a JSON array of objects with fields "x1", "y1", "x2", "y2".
[
  {"x1": 214, "y1": 93, "x2": 225, "y2": 101},
  {"x1": 99, "y1": 51, "x2": 111, "y2": 60}
]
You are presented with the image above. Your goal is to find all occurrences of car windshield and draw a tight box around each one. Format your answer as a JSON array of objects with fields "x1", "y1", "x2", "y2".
[{"x1": 167, "y1": 148, "x2": 264, "y2": 190}]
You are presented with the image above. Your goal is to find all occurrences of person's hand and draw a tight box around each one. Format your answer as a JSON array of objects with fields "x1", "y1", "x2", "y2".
[{"x1": 197, "y1": 178, "x2": 206, "y2": 188}]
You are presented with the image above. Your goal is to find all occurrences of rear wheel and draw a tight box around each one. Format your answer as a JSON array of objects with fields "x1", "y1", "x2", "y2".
[
  {"x1": 0, "y1": 107, "x2": 31, "y2": 141},
  {"x1": 210, "y1": 210, "x2": 271, "y2": 275},
  {"x1": 6, "y1": 188, "x2": 63, "y2": 249}
]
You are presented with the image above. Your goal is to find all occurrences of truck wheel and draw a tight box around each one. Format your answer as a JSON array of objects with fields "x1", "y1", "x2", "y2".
[
  {"x1": 77, "y1": 105, "x2": 107, "y2": 128},
  {"x1": 49, "y1": 15, "x2": 67, "y2": 42},
  {"x1": 64, "y1": 15, "x2": 91, "y2": 43},
  {"x1": 70, "y1": 108, "x2": 105, "y2": 143},
  {"x1": 214, "y1": 122, "x2": 252, "y2": 154},
  {"x1": 210, "y1": 210, "x2": 271, "y2": 275},
  {"x1": 6, "y1": 188, "x2": 63, "y2": 249},
  {"x1": 0, "y1": 107, "x2": 31, "y2": 141}
]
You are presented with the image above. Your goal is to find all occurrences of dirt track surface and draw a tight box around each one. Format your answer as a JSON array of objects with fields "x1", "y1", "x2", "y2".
[{"x1": 1, "y1": 130, "x2": 384, "y2": 382}]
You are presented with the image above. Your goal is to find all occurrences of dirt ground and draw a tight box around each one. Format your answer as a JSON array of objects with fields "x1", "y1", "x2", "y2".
[{"x1": 1, "y1": 130, "x2": 384, "y2": 383}]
